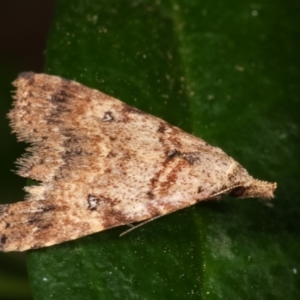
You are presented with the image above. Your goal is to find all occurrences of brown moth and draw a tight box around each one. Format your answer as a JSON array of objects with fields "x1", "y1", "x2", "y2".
[{"x1": 0, "y1": 72, "x2": 276, "y2": 252}]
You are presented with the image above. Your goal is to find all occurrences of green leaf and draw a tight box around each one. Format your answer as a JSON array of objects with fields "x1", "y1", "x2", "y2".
[{"x1": 28, "y1": 0, "x2": 300, "y2": 299}]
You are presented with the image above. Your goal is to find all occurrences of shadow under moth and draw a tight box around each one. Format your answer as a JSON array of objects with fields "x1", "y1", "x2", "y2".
[{"x1": 0, "y1": 73, "x2": 276, "y2": 252}]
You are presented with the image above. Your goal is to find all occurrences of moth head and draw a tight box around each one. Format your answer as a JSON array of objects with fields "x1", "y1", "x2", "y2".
[
  {"x1": 228, "y1": 180, "x2": 277, "y2": 199},
  {"x1": 226, "y1": 161, "x2": 276, "y2": 199}
]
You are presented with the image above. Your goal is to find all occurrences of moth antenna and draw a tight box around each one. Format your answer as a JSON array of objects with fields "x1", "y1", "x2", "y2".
[{"x1": 209, "y1": 184, "x2": 242, "y2": 198}]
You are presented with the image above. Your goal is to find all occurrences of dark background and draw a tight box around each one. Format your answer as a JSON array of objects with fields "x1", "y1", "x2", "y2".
[{"x1": 0, "y1": 1, "x2": 55, "y2": 299}]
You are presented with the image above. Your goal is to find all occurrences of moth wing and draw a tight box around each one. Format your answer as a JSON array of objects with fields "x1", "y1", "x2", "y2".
[{"x1": 1, "y1": 73, "x2": 275, "y2": 251}]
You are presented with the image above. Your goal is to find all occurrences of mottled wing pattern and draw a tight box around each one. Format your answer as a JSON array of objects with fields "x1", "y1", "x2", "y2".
[{"x1": 0, "y1": 73, "x2": 276, "y2": 251}]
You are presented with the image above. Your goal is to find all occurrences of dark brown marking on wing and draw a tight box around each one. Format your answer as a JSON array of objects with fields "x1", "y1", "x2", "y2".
[
  {"x1": 102, "y1": 111, "x2": 114, "y2": 122},
  {"x1": 157, "y1": 123, "x2": 166, "y2": 133},
  {"x1": 166, "y1": 149, "x2": 181, "y2": 159},
  {"x1": 197, "y1": 186, "x2": 203, "y2": 193},
  {"x1": 107, "y1": 151, "x2": 118, "y2": 158},
  {"x1": 146, "y1": 191, "x2": 155, "y2": 199},
  {"x1": 182, "y1": 152, "x2": 201, "y2": 165},
  {"x1": 1, "y1": 235, "x2": 7, "y2": 245},
  {"x1": 101, "y1": 209, "x2": 133, "y2": 230},
  {"x1": 45, "y1": 80, "x2": 74, "y2": 124},
  {"x1": 41, "y1": 205, "x2": 56, "y2": 212}
]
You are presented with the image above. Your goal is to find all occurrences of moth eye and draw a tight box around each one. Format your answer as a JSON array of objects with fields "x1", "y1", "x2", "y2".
[{"x1": 229, "y1": 186, "x2": 246, "y2": 198}]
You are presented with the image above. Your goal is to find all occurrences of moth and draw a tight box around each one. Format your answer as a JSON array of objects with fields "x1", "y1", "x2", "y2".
[{"x1": 0, "y1": 72, "x2": 276, "y2": 252}]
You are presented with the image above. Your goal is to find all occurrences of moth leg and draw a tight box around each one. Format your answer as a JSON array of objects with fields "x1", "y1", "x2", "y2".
[
  {"x1": 120, "y1": 215, "x2": 163, "y2": 237},
  {"x1": 126, "y1": 223, "x2": 134, "y2": 228}
]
